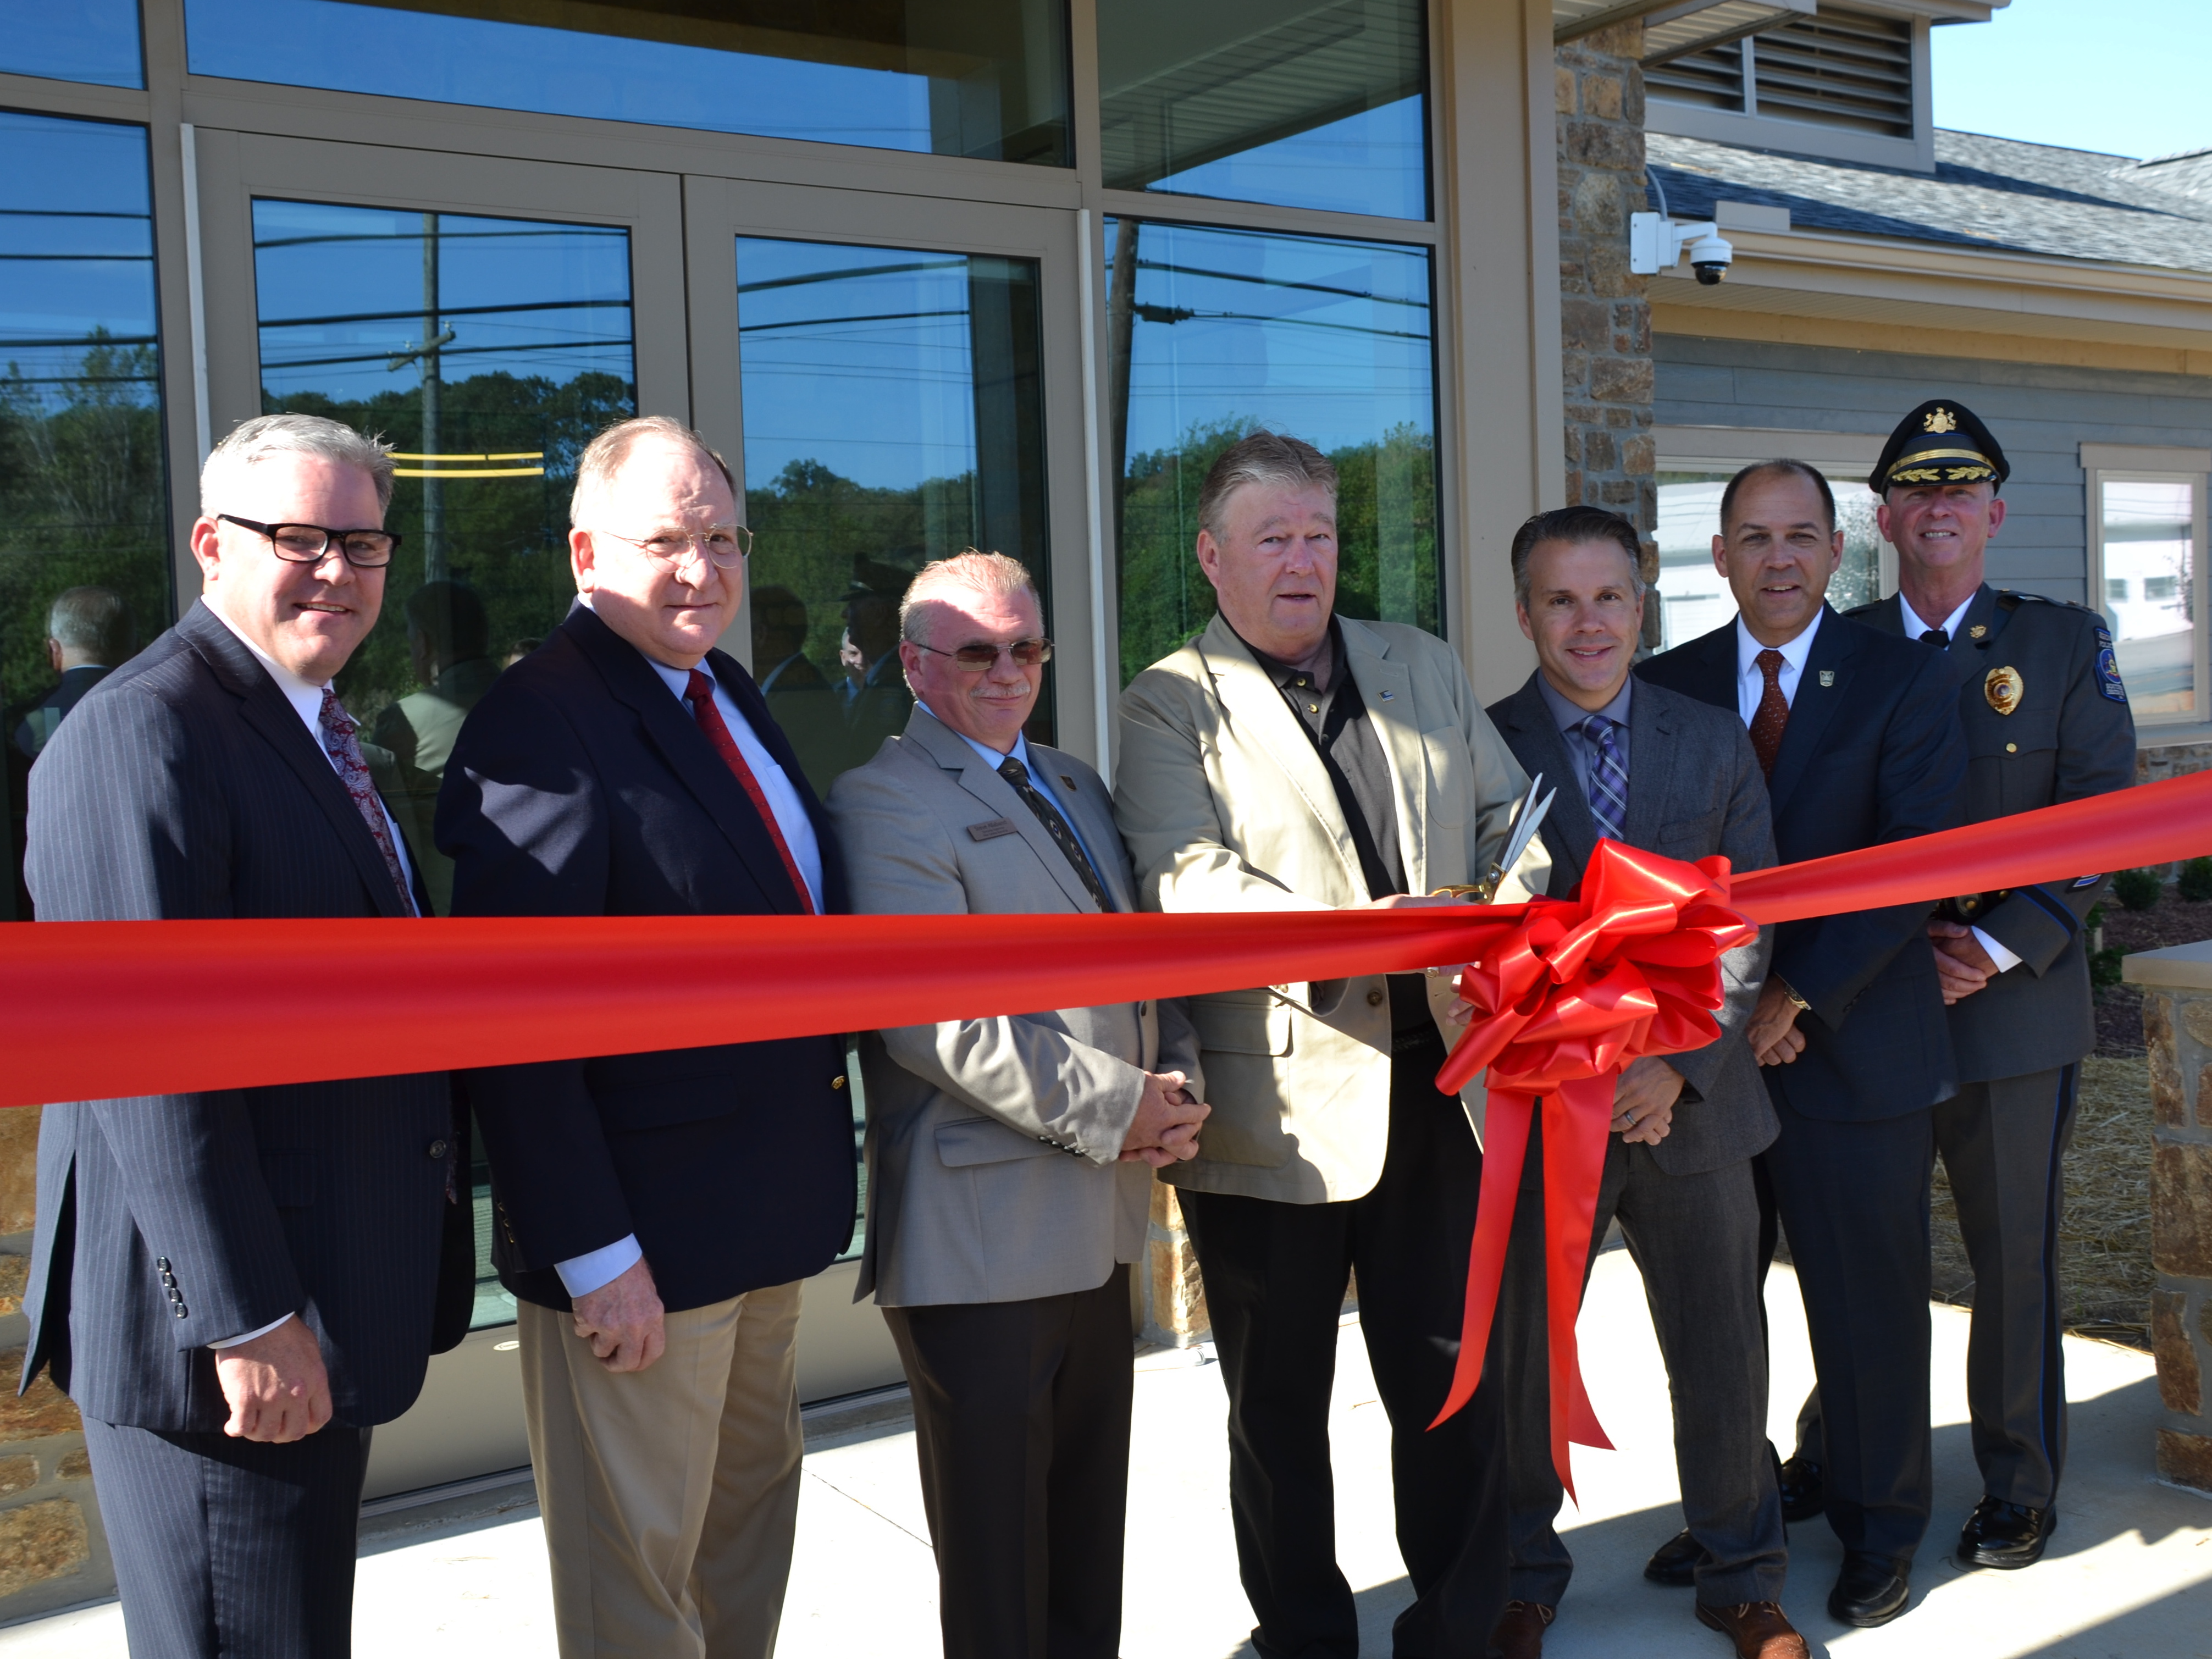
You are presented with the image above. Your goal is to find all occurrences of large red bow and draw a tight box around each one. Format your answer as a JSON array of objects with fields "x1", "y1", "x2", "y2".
[{"x1": 1428, "y1": 842, "x2": 1756, "y2": 1501}]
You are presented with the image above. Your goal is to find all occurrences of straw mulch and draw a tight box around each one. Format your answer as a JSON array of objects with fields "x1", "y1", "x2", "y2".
[{"x1": 1928, "y1": 1053, "x2": 2152, "y2": 1348}]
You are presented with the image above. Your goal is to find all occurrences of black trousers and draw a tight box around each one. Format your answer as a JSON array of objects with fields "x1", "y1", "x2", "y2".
[
  {"x1": 1499, "y1": 1125, "x2": 1783, "y2": 1609},
  {"x1": 1180, "y1": 1028, "x2": 1505, "y2": 1659},
  {"x1": 1793, "y1": 1064, "x2": 2082, "y2": 1515},
  {"x1": 880, "y1": 1263, "x2": 1135, "y2": 1659},
  {"x1": 1763, "y1": 1093, "x2": 1936, "y2": 1565},
  {"x1": 83, "y1": 1417, "x2": 373, "y2": 1659}
]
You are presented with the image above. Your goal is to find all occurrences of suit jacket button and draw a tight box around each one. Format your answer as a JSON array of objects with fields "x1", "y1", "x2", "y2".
[
  {"x1": 1366, "y1": 988, "x2": 1385, "y2": 1006},
  {"x1": 427, "y1": 1139, "x2": 450, "y2": 1160},
  {"x1": 830, "y1": 1075, "x2": 847, "y2": 1090}
]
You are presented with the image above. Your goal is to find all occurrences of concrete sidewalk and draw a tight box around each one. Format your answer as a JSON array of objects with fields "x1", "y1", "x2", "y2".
[{"x1": 3, "y1": 1254, "x2": 2207, "y2": 1658}]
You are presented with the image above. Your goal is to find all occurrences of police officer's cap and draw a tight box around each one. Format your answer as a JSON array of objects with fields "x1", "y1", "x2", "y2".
[{"x1": 1869, "y1": 399, "x2": 2009, "y2": 495}]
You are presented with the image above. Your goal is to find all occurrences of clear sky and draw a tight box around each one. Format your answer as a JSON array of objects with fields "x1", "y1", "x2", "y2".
[{"x1": 1931, "y1": 0, "x2": 2212, "y2": 162}]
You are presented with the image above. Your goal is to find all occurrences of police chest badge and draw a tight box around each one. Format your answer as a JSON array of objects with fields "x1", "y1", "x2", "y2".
[{"x1": 1984, "y1": 665, "x2": 2023, "y2": 716}]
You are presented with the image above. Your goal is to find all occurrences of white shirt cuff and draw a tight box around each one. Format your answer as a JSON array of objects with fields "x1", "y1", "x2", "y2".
[
  {"x1": 208, "y1": 1312, "x2": 294, "y2": 1350},
  {"x1": 1970, "y1": 926, "x2": 2024, "y2": 975},
  {"x1": 556, "y1": 1235, "x2": 643, "y2": 1299}
]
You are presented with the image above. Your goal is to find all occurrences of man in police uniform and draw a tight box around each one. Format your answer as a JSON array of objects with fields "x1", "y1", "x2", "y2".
[{"x1": 1802, "y1": 399, "x2": 2135, "y2": 1570}]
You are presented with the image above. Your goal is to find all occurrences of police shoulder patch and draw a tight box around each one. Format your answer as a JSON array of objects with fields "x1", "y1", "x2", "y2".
[{"x1": 2092, "y1": 621, "x2": 2128, "y2": 704}]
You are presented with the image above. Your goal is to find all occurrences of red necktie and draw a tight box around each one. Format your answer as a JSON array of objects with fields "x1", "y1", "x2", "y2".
[
  {"x1": 1749, "y1": 649, "x2": 1789, "y2": 778},
  {"x1": 685, "y1": 668, "x2": 816, "y2": 914}
]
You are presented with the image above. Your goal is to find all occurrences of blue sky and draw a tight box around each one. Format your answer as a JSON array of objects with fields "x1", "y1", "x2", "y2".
[{"x1": 1932, "y1": 0, "x2": 2212, "y2": 161}]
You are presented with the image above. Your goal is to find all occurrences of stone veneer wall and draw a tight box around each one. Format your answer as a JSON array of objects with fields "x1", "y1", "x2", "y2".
[
  {"x1": 0, "y1": 1108, "x2": 114, "y2": 1617},
  {"x1": 2139, "y1": 987, "x2": 2212, "y2": 1491},
  {"x1": 1555, "y1": 21, "x2": 1660, "y2": 646}
]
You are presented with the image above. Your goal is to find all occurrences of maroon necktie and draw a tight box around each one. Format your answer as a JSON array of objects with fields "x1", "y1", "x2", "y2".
[
  {"x1": 1749, "y1": 649, "x2": 1789, "y2": 778},
  {"x1": 317, "y1": 687, "x2": 416, "y2": 914},
  {"x1": 685, "y1": 668, "x2": 815, "y2": 914}
]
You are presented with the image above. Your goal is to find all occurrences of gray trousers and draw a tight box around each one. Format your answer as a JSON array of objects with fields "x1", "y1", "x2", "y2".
[
  {"x1": 1795, "y1": 1064, "x2": 2080, "y2": 1513},
  {"x1": 1498, "y1": 1122, "x2": 1785, "y2": 1608}
]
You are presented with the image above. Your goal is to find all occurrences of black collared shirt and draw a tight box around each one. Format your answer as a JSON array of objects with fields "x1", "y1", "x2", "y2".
[{"x1": 1239, "y1": 618, "x2": 1429, "y2": 1030}]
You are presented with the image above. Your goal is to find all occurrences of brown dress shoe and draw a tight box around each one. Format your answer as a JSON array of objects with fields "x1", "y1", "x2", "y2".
[
  {"x1": 1488, "y1": 1599, "x2": 1555, "y2": 1659},
  {"x1": 1696, "y1": 1600, "x2": 1810, "y2": 1659}
]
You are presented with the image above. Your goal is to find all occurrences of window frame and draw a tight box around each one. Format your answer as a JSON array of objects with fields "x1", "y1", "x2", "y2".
[{"x1": 2083, "y1": 443, "x2": 2212, "y2": 737}]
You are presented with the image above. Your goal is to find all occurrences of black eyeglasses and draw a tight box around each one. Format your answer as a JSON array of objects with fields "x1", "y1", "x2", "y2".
[
  {"x1": 912, "y1": 638, "x2": 1054, "y2": 671},
  {"x1": 218, "y1": 515, "x2": 400, "y2": 567}
]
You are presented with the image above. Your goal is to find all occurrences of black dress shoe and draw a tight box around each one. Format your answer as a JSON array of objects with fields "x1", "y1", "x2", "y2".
[
  {"x1": 1776, "y1": 1456, "x2": 1824, "y2": 1524},
  {"x1": 1827, "y1": 1552, "x2": 1910, "y2": 1627},
  {"x1": 1644, "y1": 1527, "x2": 1705, "y2": 1587},
  {"x1": 1957, "y1": 1498, "x2": 2056, "y2": 1569}
]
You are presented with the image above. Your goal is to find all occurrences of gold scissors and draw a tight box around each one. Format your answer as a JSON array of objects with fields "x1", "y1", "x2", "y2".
[{"x1": 1433, "y1": 773, "x2": 1555, "y2": 904}]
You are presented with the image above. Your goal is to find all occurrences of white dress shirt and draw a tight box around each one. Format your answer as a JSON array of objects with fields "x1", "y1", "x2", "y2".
[
  {"x1": 1896, "y1": 593, "x2": 2022, "y2": 974},
  {"x1": 203, "y1": 602, "x2": 421, "y2": 1350},
  {"x1": 554, "y1": 648, "x2": 830, "y2": 1302},
  {"x1": 1733, "y1": 606, "x2": 1824, "y2": 726}
]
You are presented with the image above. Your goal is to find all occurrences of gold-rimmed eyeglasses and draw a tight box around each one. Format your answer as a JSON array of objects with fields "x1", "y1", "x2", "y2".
[{"x1": 591, "y1": 524, "x2": 753, "y2": 571}]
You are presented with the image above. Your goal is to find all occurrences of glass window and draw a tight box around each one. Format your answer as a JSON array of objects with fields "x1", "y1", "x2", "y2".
[
  {"x1": 2098, "y1": 475, "x2": 2198, "y2": 721},
  {"x1": 1105, "y1": 217, "x2": 1439, "y2": 684},
  {"x1": 736, "y1": 235, "x2": 1051, "y2": 804},
  {"x1": 0, "y1": 0, "x2": 144, "y2": 88},
  {"x1": 187, "y1": 0, "x2": 1069, "y2": 165},
  {"x1": 2, "y1": 112, "x2": 173, "y2": 922},
  {"x1": 1098, "y1": 0, "x2": 1428, "y2": 219},
  {"x1": 1652, "y1": 464, "x2": 1881, "y2": 651},
  {"x1": 253, "y1": 198, "x2": 637, "y2": 930},
  {"x1": 732, "y1": 236, "x2": 1051, "y2": 1267}
]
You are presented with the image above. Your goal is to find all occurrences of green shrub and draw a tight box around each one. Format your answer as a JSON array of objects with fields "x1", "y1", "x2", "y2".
[
  {"x1": 2091, "y1": 945, "x2": 2125, "y2": 989},
  {"x1": 2180, "y1": 858, "x2": 2212, "y2": 903},
  {"x1": 2113, "y1": 867, "x2": 2164, "y2": 911}
]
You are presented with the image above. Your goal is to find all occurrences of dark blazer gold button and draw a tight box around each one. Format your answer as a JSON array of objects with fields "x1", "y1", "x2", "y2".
[
  {"x1": 427, "y1": 1139, "x2": 450, "y2": 1160},
  {"x1": 831, "y1": 1075, "x2": 847, "y2": 1090},
  {"x1": 2005, "y1": 742, "x2": 2017, "y2": 753},
  {"x1": 1367, "y1": 988, "x2": 1385, "y2": 1005}
]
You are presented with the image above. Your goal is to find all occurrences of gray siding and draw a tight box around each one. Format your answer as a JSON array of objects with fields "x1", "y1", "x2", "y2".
[{"x1": 1655, "y1": 335, "x2": 2212, "y2": 605}]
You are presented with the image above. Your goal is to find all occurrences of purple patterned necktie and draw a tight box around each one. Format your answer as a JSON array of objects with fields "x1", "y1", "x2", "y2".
[
  {"x1": 317, "y1": 685, "x2": 416, "y2": 914},
  {"x1": 1580, "y1": 714, "x2": 1629, "y2": 844}
]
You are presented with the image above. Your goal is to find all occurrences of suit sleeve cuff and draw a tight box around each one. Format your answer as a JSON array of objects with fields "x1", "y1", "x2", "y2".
[
  {"x1": 207, "y1": 1312, "x2": 294, "y2": 1351},
  {"x1": 556, "y1": 1234, "x2": 643, "y2": 1298},
  {"x1": 1970, "y1": 927, "x2": 2024, "y2": 974}
]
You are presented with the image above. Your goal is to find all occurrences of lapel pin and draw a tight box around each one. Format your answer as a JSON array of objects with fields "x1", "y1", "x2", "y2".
[
  {"x1": 1970, "y1": 623, "x2": 1987, "y2": 639},
  {"x1": 1379, "y1": 689, "x2": 1393, "y2": 699},
  {"x1": 1818, "y1": 670, "x2": 1835, "y2": 687}
]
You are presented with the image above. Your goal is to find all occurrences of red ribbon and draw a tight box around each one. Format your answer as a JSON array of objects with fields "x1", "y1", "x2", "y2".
[
  {"x1": 1426, "y1": 843, "x2": 1753, "y2": 1498},
  {"x1": 2, "y1": 768, "x2": 2209, "y2": 1492}
]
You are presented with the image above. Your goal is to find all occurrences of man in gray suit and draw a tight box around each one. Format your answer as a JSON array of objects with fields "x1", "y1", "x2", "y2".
[
  {"x1": 1481, "y1": 507, "x2": 1799, "y2": 1659},
  {"x1": 827, "y1": 550, "x2": 1208, "y2": 1659}
]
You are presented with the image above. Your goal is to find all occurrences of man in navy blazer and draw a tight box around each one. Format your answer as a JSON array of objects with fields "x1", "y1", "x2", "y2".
[
  {"x1": 1639, "y1": 460, "x2": 1967, "y2": 1630},
  {"x1": 24, "y1": 413, "x2": 470, "y2": 1658},
  {"x1": 439, "y1": 416, "x2": 854, "y2": 1659}
]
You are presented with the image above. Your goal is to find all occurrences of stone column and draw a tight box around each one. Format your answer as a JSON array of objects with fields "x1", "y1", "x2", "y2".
[
  {"x1": 0, "y1": 1107, "x2": 115, "y2": 1613},
  {"x1": 1141, "y1": 1180, "x2": 1210, "y2": 1348},
  {"x1": 2124, "y1": 945, "x2": 2212, "y2": 1492},
  {"x1": 1555, "y1": 22, "x2": 1658, "y2": 643}
]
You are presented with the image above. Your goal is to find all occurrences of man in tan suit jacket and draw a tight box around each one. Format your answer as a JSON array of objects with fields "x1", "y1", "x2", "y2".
[
  {"x1": 1114, "y1": 433, "x2": 1545, "y2": 1659},
  {"x1": 828, "y1": 551, "x2": 1208, "y2": 1659}
]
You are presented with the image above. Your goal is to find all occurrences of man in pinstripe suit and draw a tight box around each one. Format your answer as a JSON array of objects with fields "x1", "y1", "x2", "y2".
[{"x1": 22, "y1": 414, "x2": 470, "y2": 1659}]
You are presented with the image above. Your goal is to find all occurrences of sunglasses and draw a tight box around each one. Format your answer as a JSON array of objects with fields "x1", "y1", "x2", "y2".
[{"x1": 911, "y1": 638, "x2": 1054, "y2": 671}]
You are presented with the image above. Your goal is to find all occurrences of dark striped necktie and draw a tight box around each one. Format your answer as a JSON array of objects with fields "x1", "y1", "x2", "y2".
[
  {"x1": 998, "y1": 755, "x2": 1115, "y2": 913},
  {"x1": 1580, "y1": 714, "x2": 1628, "y2": 844}
]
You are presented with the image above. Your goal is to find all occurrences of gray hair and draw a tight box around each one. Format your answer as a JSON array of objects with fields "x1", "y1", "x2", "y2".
[
  {"x1": 47, "y1": 585, "x2": 132, "y2": 662},
  {"x1": 201, "y1": 412, "x2": 396, "y2": 516},
  {"x1": 570, "y1": 415, "x2": 734, "y2": 527},
  {"x1": 1196, "y1": 431, "x2": 1338, "y2": 541},
  {"x1": 1508, "y1": 505, "x2": 1648, "y2": 611},
  {"x1": 899, "y1": 550, "x2": 1040, "y2": 643}
]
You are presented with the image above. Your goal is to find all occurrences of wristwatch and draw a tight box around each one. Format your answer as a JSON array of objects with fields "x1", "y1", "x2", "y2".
[{"x1": 1777, "y1": 978, "x2": 1811, "y2": 1014}]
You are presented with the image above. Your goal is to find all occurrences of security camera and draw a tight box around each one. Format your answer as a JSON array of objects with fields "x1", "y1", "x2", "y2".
[
  {"x1": 1684, "y1": 228, "x2": 1733, "y2": 285},
  {"x1": 1629, "y1": 212, "x2": 1734, "y2": 284}
]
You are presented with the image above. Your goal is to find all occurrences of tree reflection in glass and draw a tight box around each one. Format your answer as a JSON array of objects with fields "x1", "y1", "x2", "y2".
[
  {"x1": 251, "y1": 198, "x2": 637, "y2": 915},
  {"x1": 0, "y1": 112, "x2": 172, "y2": 922}
]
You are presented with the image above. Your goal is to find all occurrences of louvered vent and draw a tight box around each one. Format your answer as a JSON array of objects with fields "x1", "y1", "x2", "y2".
[
  {"x1": 1750, "y1": 8, "x2": 1914, "y2": 136},
  {"x1": 1647, "y1": 44, "x2": 1748, "y2": 113}
]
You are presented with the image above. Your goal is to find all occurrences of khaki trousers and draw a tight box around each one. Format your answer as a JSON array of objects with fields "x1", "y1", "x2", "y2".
[{"x1": 518, "y1": 1280, "x2": 805, "y2": 1659}]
